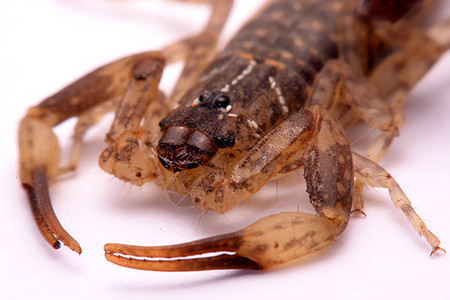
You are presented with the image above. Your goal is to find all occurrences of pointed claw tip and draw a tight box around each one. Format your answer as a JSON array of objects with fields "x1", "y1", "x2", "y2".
[
  {"x1": 49, "y1": 237, "x2": 82, "y2": 254},
  {"x1": 430, "y1": 246, "x2": 446, "y2": 257},
  {"x1": 350, "y1": 209, "x2": 367, "y2": 217},
  {"x1": 71, "y1": 243, "x2": 82, "y2": 255},
  {"x1": 103, "y1": 243, "x2": 118, "y2": 254},
  {"x1": 62, "y1": 239, "x2": 82, "y2": 255}
]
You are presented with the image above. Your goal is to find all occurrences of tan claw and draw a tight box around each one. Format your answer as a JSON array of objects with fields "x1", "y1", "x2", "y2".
[{"x1": 104, "y1": 212, "x2": 339, "y2": 271}]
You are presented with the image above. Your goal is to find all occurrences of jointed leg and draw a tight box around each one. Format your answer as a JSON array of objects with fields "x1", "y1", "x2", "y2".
[
  {"x1": 308, "y1": 59, "x2": 394, "y2": 133},
  {"x1": 163, "y1": 0, "x2": 234, "y2": 103},
  {"x1": 58, "y1": 99, "x2": 121, "y2": 175},
  {"x1": 306, "y1": 59, "x2": 395, "y2": 214},
  {"x1": 352, "y1": 18, "x2": 449, "y2": 212},
  {"x1": 364, "y1": 19, "x2": 447, "y2": 163},
  {"x1": 352, "y1": 152, "x2": 443, "y2": 255}
]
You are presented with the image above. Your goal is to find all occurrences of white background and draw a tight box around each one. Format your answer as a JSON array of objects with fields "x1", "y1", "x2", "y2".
[{"x1": 1, "y1": 0, "x2": 450, "y2": 299}]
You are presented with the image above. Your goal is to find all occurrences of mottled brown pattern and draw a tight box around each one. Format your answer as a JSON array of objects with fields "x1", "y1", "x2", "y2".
[
  {"x1": 252, "y1": 243, "x2": 270, "y2": 254},
  {"x1": 19, "y1": 0, "x2": 445, "y2": 271},
  {"x1": 200, "y1": 172, "x2": 217, "y2": 194},
  {"x1": 283, "y1": 231, "x2": 318, "y2": 251},
  {"x1": 37, "y1": 72, "x2": 113, "y2": 125},
  {"x1": 162, "y1": 0, "x2": 343, "y2": 165},
  {"x1": 38, "y1": 53, "x2": 164, "y2": 127},
  {"x1": 303, "y1": 113, "x2": 353, "y2": 218}
]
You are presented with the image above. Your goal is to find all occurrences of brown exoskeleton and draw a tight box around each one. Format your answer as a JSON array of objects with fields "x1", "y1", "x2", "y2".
[{"x1": 18, "y1": 0, "x2": 449, "y2": 271}]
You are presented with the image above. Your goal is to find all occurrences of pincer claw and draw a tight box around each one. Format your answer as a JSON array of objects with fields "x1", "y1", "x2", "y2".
[
  {"x1": 104, "y1": 234, "x2": 261, "y2": 271},
  {"x1": 104, "y1": 212, "x2": 338, "y2": 271}
]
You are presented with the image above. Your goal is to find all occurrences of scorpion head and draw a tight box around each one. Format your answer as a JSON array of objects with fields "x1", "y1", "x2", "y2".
[{"x1": 157, "y1": 91, "x2": 236, "y2": 173}]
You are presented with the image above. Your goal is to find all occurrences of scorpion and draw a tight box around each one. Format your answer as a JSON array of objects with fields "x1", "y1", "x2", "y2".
[{"x1": 18, "y1": 0, "x2": 449, "y2": 271}]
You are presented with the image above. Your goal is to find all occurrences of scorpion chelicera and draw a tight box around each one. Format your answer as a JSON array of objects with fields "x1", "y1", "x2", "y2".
[{"x1": 19, "y1": 0, "x2": 449, "y2": 271}]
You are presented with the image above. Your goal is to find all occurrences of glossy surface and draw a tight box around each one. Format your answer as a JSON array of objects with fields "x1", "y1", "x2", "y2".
[{"x1": 2, "y1": 0, "x2": 450, "y2": 298}]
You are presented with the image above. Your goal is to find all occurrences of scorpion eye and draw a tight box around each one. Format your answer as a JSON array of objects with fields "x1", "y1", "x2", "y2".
[
  {"x1": 214, "y1": 94, "x2": 230, "y2": 109},
  {"x1": 199, "y1": 91, "x2": 212, "y2": 103}
]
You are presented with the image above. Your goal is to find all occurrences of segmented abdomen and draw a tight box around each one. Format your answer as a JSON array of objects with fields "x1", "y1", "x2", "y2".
[{"x1": 223, "y1": 0, "x2": 341, "y2": 86}]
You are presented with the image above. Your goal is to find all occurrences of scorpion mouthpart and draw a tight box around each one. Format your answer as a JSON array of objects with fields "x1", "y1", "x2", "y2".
[
  {"x1": 103, "y1": 234, "x2": 261, "y2": 272},
  {"x1": 157, "y1": 126, "x2": 218, "y2": 173}
]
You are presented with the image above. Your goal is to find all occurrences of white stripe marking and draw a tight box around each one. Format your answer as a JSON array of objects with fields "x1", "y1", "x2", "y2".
[{"x1": 268, "y1": 76, "x2": 289, "y2": 114}]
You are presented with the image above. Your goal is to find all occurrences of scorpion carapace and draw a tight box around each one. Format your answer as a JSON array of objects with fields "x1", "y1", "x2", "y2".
[
  {"x1": 19, "y1": 0, "x2": 447, "y2": 271},
  {"x1": 157, "y1": 0, "x2": 345, "y2": 173},
  {"x1": 157, "y1": 90, "x2": 239, "y2": 173}
]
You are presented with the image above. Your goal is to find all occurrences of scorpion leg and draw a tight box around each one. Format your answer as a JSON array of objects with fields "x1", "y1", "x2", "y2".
[
  {"x1": 58, "y1": 99, "x2": 121, "y2": 175},
  {"x1": 366, "y1": 19, "x2": 447, "y2": 162},
  {"x1": 337, "y1": 0, "x2": 448, "y2": 213},
  {"x1": 352, "y1": 152, "x2": 444, "y2": 256},
  {"x1": 352, "y1": 18, "x2": 448, "y2": 212},
  {"x1": 104, "y1": 106, "x2": 354, "y2": 271},
  {"x1": 306, "y1": 58, "x2": 393, "y2": 214},
  {"x1": 19, "y1": 51, "x2": 165, "y2": 253},
  {"x1": 164, "y1": 0, "x2": 233, "y2": 102},
  {"x1": 307, "y1": 59, "x2": 393, "y2": 133}
]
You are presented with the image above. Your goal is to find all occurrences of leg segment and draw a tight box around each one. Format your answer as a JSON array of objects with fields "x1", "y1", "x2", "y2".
[
  {"x1": 352, "y1": 152, "x2": 444, "y2": 255},
  {"x1": 163, "y1": 0, "x2": 233, "y2": 103},
  {"x1": 336, "y1": 2, "x2": 448, "y2": 217},
  {"x1": 310, "y1": 14, "x2": 448, "y2": 212},
  {"x1": 98, "y1": 55, "x2": 165, "y2": 186},
  {"x1": 364, "y1": 19, "x2": 447, "y2": 162},
  {"x1": 351, "y1": 18, "x2": 448, "y2": 212},
  {"x1": 59, "y1": 99, "x2": 121, "y2": 175},
  {"x1": 104, "y1": 106, "x2": 354, "y2": 271},
  {"x1": 308, "y1": 59, "x2": 394, "y2": 133},
  {"x1": 307, "y1": 59, "x2": 394, "y2": 214}
]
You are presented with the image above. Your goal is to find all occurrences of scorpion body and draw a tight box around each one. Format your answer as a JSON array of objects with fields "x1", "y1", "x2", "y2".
[
  {"x1": 156, "y1": 0, "x2": 349, "y2": 215},
  {"x1": 18, "y1": 0, "x2": 448, "y2": 271}
]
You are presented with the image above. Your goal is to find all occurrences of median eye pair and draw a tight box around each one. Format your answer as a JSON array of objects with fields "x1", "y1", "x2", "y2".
[{"x1": 198, "y1": 91, "x2": 230, "y2": 109}]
